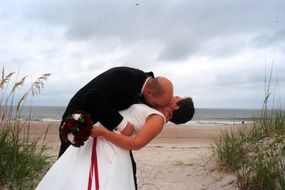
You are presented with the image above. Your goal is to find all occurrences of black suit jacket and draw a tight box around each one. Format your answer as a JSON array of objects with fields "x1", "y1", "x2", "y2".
[{"x1": 61, "y1": 66, "x2": 154, "y2": 130}]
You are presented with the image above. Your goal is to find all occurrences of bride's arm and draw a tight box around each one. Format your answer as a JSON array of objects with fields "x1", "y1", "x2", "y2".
[{"x1": 91, "y1": 114, "x2": 164, "y2": 150}]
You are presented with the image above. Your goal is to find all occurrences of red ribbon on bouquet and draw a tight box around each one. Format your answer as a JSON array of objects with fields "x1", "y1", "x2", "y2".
[{"x1": 88, "y1": 138, "x2": 99, "y2": 190}]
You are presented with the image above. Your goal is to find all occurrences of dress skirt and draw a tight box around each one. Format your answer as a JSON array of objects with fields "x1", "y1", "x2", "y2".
[{"x1": 36, "y1": 137, "x2": 135, "y2": 190}]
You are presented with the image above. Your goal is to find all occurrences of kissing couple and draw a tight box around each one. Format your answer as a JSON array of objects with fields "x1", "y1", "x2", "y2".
[{"x1": 36, "y1": 66, "x2": 195, "y2": 190}]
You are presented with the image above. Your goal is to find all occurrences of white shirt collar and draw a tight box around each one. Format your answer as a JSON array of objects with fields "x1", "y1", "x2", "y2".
[{"x1": 140, "y1": 77, "x2": 152, "y2": 94}]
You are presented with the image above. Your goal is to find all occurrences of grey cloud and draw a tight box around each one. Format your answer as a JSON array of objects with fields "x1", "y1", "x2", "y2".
[
  {"x1": 15, "y1": 0, "x2": 285, "y2": 61},
  {"x1": 250, "y1": 29, "x2": 285, "y2": 48},
  {"x1": 159, "y1": 37, "x2": 200, "y2": 61},
  {"x1": 213, "y1": 65, "x2": 266, "y2": 89},
  {"x1": 2, "y1": 0, "x2": 285, "y2": 108},
  {"x1": 213, "y1": 59, "x2": 285, "y2": 96}
]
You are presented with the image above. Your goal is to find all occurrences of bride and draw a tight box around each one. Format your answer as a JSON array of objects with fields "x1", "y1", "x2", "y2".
[
  {"x1": 36, "y1": 97, "x2": 194, "y2": 190},
  {"x1": 36, "y1": 103, "x2": 171, "y2": 190}
]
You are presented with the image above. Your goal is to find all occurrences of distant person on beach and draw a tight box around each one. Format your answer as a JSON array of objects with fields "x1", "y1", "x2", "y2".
[
  {"x1": 58, "y1": 66, "x2": 191, "y2": 189},
  {"x1": 36, "y1": 97, "x2": 195, "y2": 190}
]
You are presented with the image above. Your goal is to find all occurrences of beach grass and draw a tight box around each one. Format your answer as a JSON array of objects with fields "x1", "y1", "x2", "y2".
[
  {"x1": 212, "y1": 61, "x2": 285, "y2": 189},
  {"x1": 0, "y1": 67, "x2": 52, "y2": 189},
  {"x1": 213, "y1": 105, "x2": 285, "y2": 189}
]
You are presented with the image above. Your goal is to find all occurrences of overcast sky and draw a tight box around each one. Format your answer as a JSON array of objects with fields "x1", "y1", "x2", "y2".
[{"x1": 1, "y1": 0, "x2": 285, "y2": 109}]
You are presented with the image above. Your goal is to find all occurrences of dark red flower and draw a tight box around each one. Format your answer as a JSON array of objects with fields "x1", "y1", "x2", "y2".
[{"x1": 60, "y1": 111, "x2": 93, "y2": 147}]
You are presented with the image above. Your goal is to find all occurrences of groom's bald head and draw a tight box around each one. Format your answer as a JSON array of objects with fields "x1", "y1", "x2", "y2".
[{"x1": 143, "y1": 77, "x2": 173, "y2": 108}]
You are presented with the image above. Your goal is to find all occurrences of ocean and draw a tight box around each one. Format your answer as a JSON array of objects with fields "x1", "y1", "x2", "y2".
[{"x1": 10, "y1": 106, "x2": 263, "y2": 125}]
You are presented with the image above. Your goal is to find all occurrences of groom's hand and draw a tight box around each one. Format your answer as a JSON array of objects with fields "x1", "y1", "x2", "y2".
[{"x1": 120, "y1": 122, "x2": 134, "y2": 136}]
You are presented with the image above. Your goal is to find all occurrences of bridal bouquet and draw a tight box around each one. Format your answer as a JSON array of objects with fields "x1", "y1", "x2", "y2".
[{"x1": 61, "y1": 111, "x2": 93, "y2": 147}]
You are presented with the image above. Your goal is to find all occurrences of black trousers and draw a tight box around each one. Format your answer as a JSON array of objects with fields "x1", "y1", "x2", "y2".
[
  {"x1": 130, "y1": 150, "x2": 138, "y2": 190},
  {"x1": 58, "y1": 126, "x2": 71, "y2": 158}
]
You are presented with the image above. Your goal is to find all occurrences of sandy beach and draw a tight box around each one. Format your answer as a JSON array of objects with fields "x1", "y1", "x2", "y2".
[{"x1": 30, "y1": 122, "x2": 238, "y2": 190}]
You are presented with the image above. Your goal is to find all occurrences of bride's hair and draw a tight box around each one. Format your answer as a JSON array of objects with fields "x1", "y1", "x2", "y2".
[{"x1": 170, "y1": 97, "x2": 195, "y2": 124}]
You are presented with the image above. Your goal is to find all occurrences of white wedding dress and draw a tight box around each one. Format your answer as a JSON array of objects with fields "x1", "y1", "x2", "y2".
[{"x1": 36, "y1": 104, "x2": 164, "y2": 190}]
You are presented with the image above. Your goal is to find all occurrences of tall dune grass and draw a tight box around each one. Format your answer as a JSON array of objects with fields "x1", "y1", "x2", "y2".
[
  {"x1": 212, "y1": 65, "x2": 285, "y2": 189},
  {"x1": 0, "y1": 67, "x2": 52, "y2": 189}
]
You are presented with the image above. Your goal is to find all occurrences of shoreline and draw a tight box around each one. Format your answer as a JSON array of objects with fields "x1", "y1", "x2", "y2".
[{"x1": 26, "y1": 122, "x2": 239, "y2": 189}]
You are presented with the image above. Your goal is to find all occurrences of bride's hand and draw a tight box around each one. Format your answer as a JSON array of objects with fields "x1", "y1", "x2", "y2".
[{"x1": 91, "y1": 126, "x2": 106, "y2": 137}]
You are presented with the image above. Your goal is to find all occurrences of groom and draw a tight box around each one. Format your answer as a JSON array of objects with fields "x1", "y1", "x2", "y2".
[
  {"x1": 59, "y1": 66, "x2": 174, "y2": 156},
  {"x1": 59, "y1": 66, "x2": 174, "y2": 189}
]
